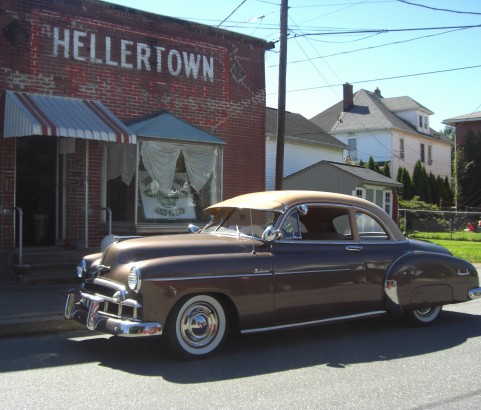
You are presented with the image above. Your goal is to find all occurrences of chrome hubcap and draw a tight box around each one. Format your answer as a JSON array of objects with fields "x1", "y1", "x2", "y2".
[
  {"x1": 415, "y1": 307, "x2": 433, "y2": 316},
  {"x1": 180, "y1": 302, "x2": 219, "y2": 348}
]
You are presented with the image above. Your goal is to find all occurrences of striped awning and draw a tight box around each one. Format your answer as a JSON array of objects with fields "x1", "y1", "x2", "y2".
[{"x1": 4, "y1": 91, "x2": 136, "y2": 143}]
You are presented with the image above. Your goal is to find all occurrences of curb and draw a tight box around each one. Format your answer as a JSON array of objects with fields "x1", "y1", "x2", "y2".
[{"x1": 0, "y1": 314, "x2": 84, "y2": 337}]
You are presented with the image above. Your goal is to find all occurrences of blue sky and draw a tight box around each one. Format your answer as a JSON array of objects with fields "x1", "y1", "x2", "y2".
[{"x1": 103, "y1": 0, "x2": 481, "y2": 132}]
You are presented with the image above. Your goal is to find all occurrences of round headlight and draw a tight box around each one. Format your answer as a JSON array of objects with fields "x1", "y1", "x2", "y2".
[
  {"x1": 128, "y1": 265, "x2": 141, "y2": 292},
  {"x1": 76, "y1": 258, "x2": 87, "y2": 279}
]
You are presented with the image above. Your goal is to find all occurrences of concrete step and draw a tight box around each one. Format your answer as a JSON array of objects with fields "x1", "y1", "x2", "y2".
[{"x1": 13, "y1": 247, "x2": 95, "y2": 285}]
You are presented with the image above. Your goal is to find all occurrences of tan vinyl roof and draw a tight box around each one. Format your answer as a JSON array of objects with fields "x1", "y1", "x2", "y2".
[
  {"x1": 206, "y1": 190, "x2": 374, "y2": 213},
  {"x1": 205, "y1": 190, "x2": 404, "y2": 240}
]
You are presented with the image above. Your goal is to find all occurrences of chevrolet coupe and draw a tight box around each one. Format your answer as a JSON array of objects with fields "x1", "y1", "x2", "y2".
[{"x1": 65, "y1": 191, "x2": 481, "y2": 358}]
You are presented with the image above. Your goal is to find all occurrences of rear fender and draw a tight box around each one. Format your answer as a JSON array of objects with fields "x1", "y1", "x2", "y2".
[{"x1": 384, "y1": 251, "x2": 478, "y2": 316}]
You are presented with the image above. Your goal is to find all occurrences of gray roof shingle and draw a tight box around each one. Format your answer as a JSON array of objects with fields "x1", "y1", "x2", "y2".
[
  {"x1": 311, "y1": 89, "x2": 450, "y2": 145},
  {"x1": 266, "y1": 107, "x2": 347, "y2": 150}
]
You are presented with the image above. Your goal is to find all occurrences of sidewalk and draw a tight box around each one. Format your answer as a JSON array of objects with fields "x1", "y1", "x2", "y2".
[
  {"x1": 1, "y1": 264, "x2": 480, "y2": 338},
  {"x1": 0, "y1": 281, "x2": 83, "y2": 337}
]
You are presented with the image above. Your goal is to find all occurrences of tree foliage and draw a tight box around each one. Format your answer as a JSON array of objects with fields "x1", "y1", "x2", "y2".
[{"x1": 457, "y1": 130, "x2": 481, "y2": 209}]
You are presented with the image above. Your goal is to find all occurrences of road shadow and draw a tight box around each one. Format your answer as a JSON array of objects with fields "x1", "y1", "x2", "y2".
[{"x1": 1, "y1": 309, "x2": 481, "y2": 382}]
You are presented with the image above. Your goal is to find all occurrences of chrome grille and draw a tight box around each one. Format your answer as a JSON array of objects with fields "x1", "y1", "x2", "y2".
[{"x1": 81, "y1": 280, "x2": 141, "y2": 321}]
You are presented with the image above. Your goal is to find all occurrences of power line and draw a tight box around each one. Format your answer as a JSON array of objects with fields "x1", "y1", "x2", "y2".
[
  {"x1": 397, "y1": 0, "x2": 481, "y2": 16},
  {"x1": 278, "y1": 23, "x2": 481, "y2": 43},
  {"x1": 217, "y1": 0, "x2": 247, "y2": 27},
  {"x1": 269, "y1": 26, "x2": 474, "y2": 67},
  {"x1": 274, "y1": 64, "x2": 481, "y2": 94}
]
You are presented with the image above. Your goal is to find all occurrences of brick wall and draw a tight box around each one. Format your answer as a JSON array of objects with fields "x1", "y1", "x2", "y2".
[{"x1": 0, "y1": 0, "x2": 267, "y2": 249}]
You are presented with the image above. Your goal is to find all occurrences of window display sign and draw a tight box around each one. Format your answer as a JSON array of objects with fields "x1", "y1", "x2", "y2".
[{"x1": 138, "y1": 171, "x2": 196, "y2": 220}]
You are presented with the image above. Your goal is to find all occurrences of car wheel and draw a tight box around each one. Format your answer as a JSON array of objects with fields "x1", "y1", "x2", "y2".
[
  {"x1": 166, "y1": 294, "x2": 227, "y2": 358},
  {"x1": 406, "y1": 305, "x2": 442, "y2": 326}
]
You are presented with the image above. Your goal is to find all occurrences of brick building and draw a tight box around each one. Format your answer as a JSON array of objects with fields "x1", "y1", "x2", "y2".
[{"x1": 0, "y1": 0, "x2": 268, "y2": 257}]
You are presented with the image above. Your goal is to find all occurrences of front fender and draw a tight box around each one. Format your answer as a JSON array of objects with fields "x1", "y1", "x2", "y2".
[
  {"x1": 384, "y1": 251, "x2": 479, "y2": 316},
  {"x1": 136, "y1": 252, "x2": 275, "y2": 330}
]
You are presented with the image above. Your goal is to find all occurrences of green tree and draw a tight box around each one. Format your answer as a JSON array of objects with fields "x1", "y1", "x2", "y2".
[
  {"x1": 366, "y1": 156, "x2": 376, "y2": 171},
  {"x1": 381, "y1": 162, "x2": 391, "y2": 178},
  {"x1": 401, "y1": 167, "x2": 414, "y2": 200},
  {"x1": 457, "y1": 131, "x2": 481, "y2": 208}
]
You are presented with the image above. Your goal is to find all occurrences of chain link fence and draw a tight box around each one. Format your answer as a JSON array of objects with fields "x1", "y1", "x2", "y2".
[{"x1": 398, "y1": 209, "x2": 481, "y2": 237}]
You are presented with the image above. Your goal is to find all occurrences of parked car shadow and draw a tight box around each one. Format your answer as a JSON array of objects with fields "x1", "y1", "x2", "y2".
[{"x1": 1, "y1": 310, "x2": 480, "y2": 380}]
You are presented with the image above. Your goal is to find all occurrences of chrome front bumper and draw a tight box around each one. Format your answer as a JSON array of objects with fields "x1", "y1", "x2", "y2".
[
  {"x1": 468, "y1": 287, "x2": 481, "y2": 300},
  {"x1": 65, "y1": 289, "x2": 162, "y2": 337}
]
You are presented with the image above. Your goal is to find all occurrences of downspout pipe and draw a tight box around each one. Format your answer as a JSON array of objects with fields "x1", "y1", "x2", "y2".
[{"x1": 84, "y1": 140, "x2": 89, "y2": 249}]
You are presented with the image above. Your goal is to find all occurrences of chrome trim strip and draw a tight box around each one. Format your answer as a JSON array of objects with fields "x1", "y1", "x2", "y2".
[
  {"x1": 241, "y1": 310, "x2": 386, "y2": 334},
  {"x1": 274, "y1": 268, "x2": 352, "y2": 276},
  {"x1": 90, "y1": 277, "x2": 126, "y2": 292},
  {"x1": 468, "y1": 287, "x2": 481, "y2": 299},
  {"x1": 150, "y1": 272, "x2": 273, "y2": 282}
]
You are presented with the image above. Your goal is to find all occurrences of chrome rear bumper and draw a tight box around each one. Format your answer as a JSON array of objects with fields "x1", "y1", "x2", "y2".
[
  {"x1": 468, "y1": 287, "x2": 481, "y2": 300},
  {"x1": 65, "y1": 289, "x2": 162, "y2": 337}
]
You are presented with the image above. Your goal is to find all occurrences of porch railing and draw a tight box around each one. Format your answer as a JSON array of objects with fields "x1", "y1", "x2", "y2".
[{"x1": 0, "y1": 206, "x2": 23, "y2": 265}]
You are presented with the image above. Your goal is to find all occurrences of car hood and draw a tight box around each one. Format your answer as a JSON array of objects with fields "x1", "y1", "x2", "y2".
[{"x1": 101, "y1": 233, "x2": 266, "y2": 267}]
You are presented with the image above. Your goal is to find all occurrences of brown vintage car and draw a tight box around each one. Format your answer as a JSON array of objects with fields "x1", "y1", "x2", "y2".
[{"x1": 65, "y1": 190, "x2": 481, "y2": 358}]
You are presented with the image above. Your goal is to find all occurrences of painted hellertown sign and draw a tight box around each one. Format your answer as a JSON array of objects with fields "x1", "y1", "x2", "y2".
[{"x1": 52, "y1": 27, "x2": 215, "y2": 81}]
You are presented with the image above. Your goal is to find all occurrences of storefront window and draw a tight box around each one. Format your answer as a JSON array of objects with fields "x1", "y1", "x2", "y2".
[
  {"x1": 104, "y1": 140, "x2": 221, "y2": 227},
  {"x1": 105, "y1": 143, "x2": 137, "y2": 223}
]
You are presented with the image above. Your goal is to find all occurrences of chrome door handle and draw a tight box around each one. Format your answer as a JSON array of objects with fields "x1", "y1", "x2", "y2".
[{"x1": 346, "y1": 245, "x2": 363, "y2": 252}]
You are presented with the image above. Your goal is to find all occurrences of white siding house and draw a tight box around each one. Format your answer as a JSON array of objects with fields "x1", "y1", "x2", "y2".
[
  {"x1": 265, "y1": 107, "x2": 346, "y2": 191},
  {"x1": 311, "y1": 85, "x2": 452, "y2": 182}
]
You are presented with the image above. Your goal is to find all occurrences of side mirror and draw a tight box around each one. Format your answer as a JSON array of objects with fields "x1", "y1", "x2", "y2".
[
  {"x1": 262, "y1": 225, "x2": 281, "y2": 242},
  {"x1": 188, "y1": 224, "x2": 201, "y2": 233},
  {"x1": 298, "y1": 204, "x2": 308, "y2": 216}
]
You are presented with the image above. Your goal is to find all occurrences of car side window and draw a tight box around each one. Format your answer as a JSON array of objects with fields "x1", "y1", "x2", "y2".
[
  {"x1": 280, "y1": 210, "x2": 303, "y2": 239},
  {"x1": 356, "y1": 212, "x2": 390, "y2": 241},
  {"x1": 299, "y1": 206, "x2": 352, "y2": 241}
]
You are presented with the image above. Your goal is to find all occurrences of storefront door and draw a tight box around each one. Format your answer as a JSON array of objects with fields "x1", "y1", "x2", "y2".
[{"x1": 16, "y1": 136, "x2": 57, "y2": 246}]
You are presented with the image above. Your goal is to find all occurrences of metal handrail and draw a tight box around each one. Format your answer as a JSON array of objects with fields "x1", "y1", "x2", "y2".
[
  {"x1": 16, "y1": 207, "x2": 23, "y2": 265},
  {"x1": 0, "y1": 206, "x2": 23, "y2": 265},
  {"x1": 100, "y1": 207, "x2": 112, "y2": 236}
]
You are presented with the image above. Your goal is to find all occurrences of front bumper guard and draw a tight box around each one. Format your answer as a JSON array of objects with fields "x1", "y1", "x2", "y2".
[
  {"x1": 65, "y1": 289, "x2": 162, "y2": 337},
  {"x1": 468, "y1": 287, "x2": 481, "y2": 300}
]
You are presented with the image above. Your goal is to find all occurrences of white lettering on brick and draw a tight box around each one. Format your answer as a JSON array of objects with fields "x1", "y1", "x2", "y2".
[
  {"x1": 120, "y1": 39, "x2": 133, "y2": 69},
  {"x1": 168, "y1": 49, "x2": 181, "y2": 76},
  {"x1": 89, "y1": 34, "x2": 102, "y2": 64},
  {"x1": 155, "y1": 46, "x2": 166, "y2": 73},
  {"x1": 136, "y1": 43, "x2": 151, "y2": 71},
  {"x1": 53, "y1": 27, "x2": 69, "y2": 58},
  {"x1": 183, "y1": 52, "x2": 200, "y2": 79},
  {"x1": 51, "y1": 27, "x2": 215, "y2": 81},
  {"x1": 73, "y1": 31, "x2": 87, "y2": 61},
  {"x1": 105, "y1": 37, "x2": 118, "y2": 66}
]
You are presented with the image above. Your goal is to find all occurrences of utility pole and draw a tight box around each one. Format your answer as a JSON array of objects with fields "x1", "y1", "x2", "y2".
[{"x1": 275, "y1": 0, "x2": 288, "y2": 190}]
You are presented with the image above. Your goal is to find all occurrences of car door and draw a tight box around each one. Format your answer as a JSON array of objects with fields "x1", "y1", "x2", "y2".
[{"x1": 271, "y1": 204, "x2": 383, "y2": 325}]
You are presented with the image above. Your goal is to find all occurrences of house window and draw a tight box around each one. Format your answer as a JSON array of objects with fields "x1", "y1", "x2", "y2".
[
  {"x1": 420, "y1": 143, "x2": 425, "y2": 163},
  {"x1": 400, "y1": 138, "x2": 405, "y2": 160},
  {"x1": 428, "y1": 145, "x2": 432, "y2": 165},
  {"x1": 384, "y1": 191, "x2": 392, "y2": 216},
  {"x1": 353, "y1": 187, "x2": 393, "y2": 217},
  {"x1": 354, "y1": 188, "x2": 365, "y2": 198},
  {"x1": 347, "y1": 138, "x2": 357, "y2": 161},
  {"x1": 103, "y1": 141, "x2": 222, "y2": 226},
  {"x1": 418, "y1": 114, "x2": 429, "y2": 131}
]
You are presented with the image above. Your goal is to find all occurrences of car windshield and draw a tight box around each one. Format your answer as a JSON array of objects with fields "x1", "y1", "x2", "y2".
[{"x1": 202, "y1": 208, "x2": 281, "y2": 238}]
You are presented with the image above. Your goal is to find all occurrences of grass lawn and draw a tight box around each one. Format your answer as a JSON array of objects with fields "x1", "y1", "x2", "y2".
[
  {"x1": 426, "y1": 239, "x2": 481, "y2": 264},
  {"x1": 408, "y1": 231, "x2": 481, "y2": 263}
]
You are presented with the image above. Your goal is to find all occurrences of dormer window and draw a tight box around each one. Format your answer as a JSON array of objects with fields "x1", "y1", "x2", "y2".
[{"x1": 418, "y1": 114, "x2": 429, "y2": 131}]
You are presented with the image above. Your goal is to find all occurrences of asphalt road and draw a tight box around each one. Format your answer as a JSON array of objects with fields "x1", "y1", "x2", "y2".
[{"x1": 2, "y1": 299, "x2": 481, "y2": 409}]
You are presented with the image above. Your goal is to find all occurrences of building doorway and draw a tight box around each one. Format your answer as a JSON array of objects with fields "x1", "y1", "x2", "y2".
[{"x1": 16, "y1": 136, "x2": 57, "y2": 246}]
